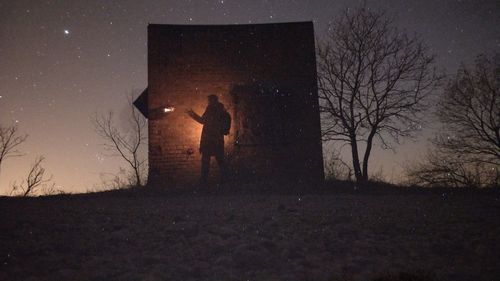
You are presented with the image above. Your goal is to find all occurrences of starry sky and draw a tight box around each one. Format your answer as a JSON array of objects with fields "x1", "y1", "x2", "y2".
[{"x1": 0, "y1": 0, "x2": 499, "y2": 194}]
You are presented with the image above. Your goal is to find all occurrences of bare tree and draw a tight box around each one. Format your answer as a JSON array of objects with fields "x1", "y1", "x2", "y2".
[
  {"x1": 93, "y1": 94, "x2": 147, "y2": 187},
  {"x1": 0, "y1": 124, "x2": 28, "y2": 176},
  {"x1": 405, "y1": 54, "x2": 499, "y2": 188},
  {"x1": 10, "y1": 156, "x2": 52, "y2": 196},
  {"x1": 317, "y1": 5, "x2": 442, "y2": 183},
  {"x1": 436, "y1": 54, "x2": 499, "y2": 165}
]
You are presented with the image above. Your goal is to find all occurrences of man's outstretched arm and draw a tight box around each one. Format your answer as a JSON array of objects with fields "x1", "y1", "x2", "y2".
[{"x1": 186, "y1": 109, "x2": 204, "y2": 124}]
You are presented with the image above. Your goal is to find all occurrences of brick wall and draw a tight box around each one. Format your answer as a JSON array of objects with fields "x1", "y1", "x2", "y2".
[{"x1": 147, "y1": 22, "x2": 324, "y2": 187}]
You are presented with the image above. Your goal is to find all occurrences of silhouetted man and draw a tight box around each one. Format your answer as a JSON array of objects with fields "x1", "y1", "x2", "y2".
[{"x1": 186, "y1": 95, "x2": 227, "y2": 185}]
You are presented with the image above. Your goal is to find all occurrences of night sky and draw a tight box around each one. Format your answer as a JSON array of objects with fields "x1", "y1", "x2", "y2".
[{"x1": 1, "y1": 0, "x2": 499, "y2": 194}]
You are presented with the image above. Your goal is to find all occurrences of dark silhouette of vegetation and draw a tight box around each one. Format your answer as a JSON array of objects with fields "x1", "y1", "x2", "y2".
[
  {"x1": 10, "y1": 156, "x2": 52, "y2": 196},
  {"x1": 0, "y1": 124, "x2": 28, "y2": 178},
  {"x1": 406, "y1": 54, "x2": 499, "y2": 188},
  {"x1": 323, "y1": 146, "x2": 353, "y2": 181},
  {"x1": 405, "y1": 148, "x2": 498, "y2": 188},
  {"x1": 317, "y1": 5, "x2": 442, "y2": 183},
  {"x1": 436, "y1": 54, "x2": 499, "y2": 165},
  {"x1": 92, "y1": 94, "x2": 147, "y2": 187}
]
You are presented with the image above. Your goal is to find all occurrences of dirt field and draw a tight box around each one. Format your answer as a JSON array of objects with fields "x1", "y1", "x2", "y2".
[{"x1": 1, "y1": 184, "x2": 499, "y2": 281}]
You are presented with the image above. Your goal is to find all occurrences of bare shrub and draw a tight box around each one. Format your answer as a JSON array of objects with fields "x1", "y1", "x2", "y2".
[
  {"x1": 41, "y1": 183, "x2": 65, "y2": 196},
  {"x1": 0, "y1": 124, "x2": 28, "y2": 177},
  {"x1": 92, "y1": 94, "x2": 147, "y2": 187},
  {"x1": 324, "y1": 146, "x2": 353, "y2": 181},
  {"x1": 98, "y1": 168, "x2": 131, "y2": 190},
  {"x1": 405, "y1": 148, "x2": 498, "y2": 188},
  {"x1": 10, "y1": 156, "x2": 52, "y2": 196}
]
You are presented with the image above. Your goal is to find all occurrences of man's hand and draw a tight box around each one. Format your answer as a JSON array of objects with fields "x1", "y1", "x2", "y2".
[{"x1": 186, "y1": 108, "x2": 195, "y2": 116}]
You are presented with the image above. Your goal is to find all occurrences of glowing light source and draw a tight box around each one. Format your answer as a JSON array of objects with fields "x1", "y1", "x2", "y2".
[{"x1": 163, "y1": 106, "x2": 175, "y2": 113}]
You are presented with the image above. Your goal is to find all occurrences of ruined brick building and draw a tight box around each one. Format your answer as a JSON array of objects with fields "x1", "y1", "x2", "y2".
[{"x1": 134, "y1": 22, "x2": 324, "y2": 186}]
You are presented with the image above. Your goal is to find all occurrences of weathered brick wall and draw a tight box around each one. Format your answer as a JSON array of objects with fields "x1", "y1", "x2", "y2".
[{"x1": 147, "y1": 22, "x2": 324, "y2": 187}]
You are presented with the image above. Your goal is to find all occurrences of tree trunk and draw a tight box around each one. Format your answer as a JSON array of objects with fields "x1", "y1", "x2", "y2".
[
  {"x1": 362, "y1": 131, "x2": 376, "y2": 182},
  {"x1": 135, "y1": 168, "x2": 142, "y2": 187},
  {"x1": 350, "y1": 137, "x2": 363, "y2": 182}
]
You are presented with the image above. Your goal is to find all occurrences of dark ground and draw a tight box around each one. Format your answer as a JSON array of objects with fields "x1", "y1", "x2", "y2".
[{"x1": 1, "y1": 182, "x2": 499, "y2": 281}]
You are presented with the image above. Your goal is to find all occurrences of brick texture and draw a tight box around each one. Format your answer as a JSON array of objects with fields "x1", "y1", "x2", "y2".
[{"x1": 147, "y1": 22, "x2": 324, "y2": 187}]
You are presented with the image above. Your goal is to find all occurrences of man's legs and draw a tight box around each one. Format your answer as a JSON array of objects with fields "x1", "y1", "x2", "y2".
[
  {"x1": 201, "y1": 153, "x2": 210, "y2": 185},
  {"x1": 215, "y1": 151, "x2": 226, "y2": 184}
]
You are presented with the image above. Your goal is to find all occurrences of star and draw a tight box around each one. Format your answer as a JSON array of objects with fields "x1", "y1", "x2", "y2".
[{"x1": 63, "y1": 29, "x2": 70, "y2": 35}]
